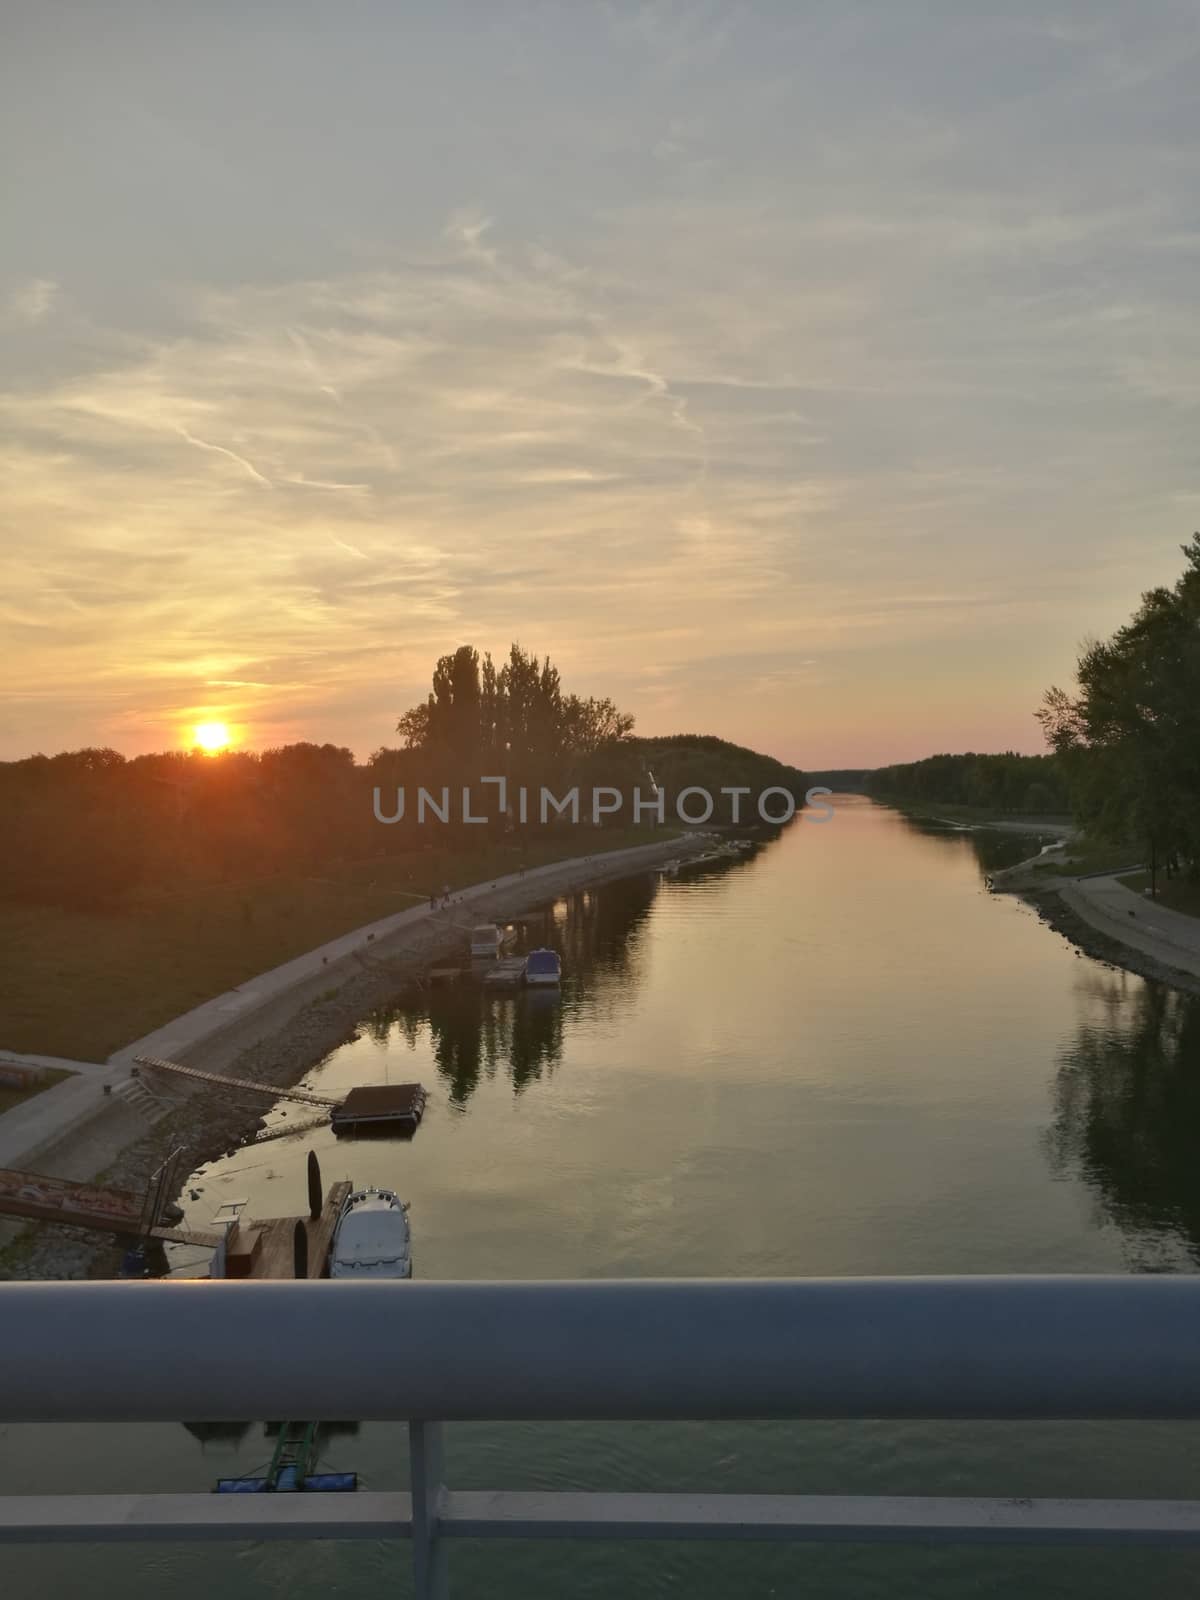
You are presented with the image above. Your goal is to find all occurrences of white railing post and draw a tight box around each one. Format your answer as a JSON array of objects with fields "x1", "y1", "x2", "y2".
[{"x1": 409, "y1": 1420, "x2": 448, "y2": 1599}]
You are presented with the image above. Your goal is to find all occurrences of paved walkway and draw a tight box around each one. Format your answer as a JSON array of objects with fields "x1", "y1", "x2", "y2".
[
  {"x1": 0, "y1": 1070, "x2": 112, "y2": 1172},
  {"x1": 0, "y1": 1052, "x2": 121, "y2": 1173},
  {"x1": 1061, "y1": 873, "x2": 1200, "y2": 981}
]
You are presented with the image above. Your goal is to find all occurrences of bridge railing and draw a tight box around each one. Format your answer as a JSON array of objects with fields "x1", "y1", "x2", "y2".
[{"x1": 4, "y1": 1276, "x2": 1200, "y2": 1597}]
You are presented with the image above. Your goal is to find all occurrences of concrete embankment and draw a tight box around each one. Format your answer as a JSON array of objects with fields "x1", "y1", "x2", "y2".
[{"x1": 0, "y1": 833, "x2": 705, "y2": 1276}]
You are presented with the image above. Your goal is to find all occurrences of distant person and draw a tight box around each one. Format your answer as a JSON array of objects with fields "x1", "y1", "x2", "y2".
[
  {"x1": 441, "y1": 882, "x2": 451, "y2": 907},
  {"x1": 429, "y1": 891, "x2": 437, "y2": 911}
]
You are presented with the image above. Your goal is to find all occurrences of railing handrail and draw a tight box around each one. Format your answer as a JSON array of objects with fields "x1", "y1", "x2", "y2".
[{"x1": 5, "y1": 1275, "x2": 1200, "y2": 1423}]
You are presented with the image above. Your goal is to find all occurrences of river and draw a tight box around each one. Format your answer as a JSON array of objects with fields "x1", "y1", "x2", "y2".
[{"x1": 8, "y1": 796, "x2": 1200, "y2": 1596}]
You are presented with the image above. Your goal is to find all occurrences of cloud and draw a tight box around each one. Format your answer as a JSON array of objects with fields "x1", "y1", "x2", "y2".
[
  {"x1": 174, "y1": 425, "x2": 273, "y2": 487},
  {"x1": 4, "y1": 2, "x2": 1200, "y2": 760},
  {"x1": 445, "y1": 211, "x2": 499, "y2": 270},
  {"x1": 7, "y1": 278, "x2": 58, "y2": 324}
]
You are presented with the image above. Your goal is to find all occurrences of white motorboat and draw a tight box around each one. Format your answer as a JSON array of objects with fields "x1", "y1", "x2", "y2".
[{"x1": 329, "y1": 1187, "x2": 412, "y2": 1279}]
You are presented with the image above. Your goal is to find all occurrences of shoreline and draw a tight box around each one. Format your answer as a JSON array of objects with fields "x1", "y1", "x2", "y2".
[
  {"x1": 1019, "y1": 885, "x2": 1200, "y2": 997},
  {"x1": 882, "y1": 802, "x2": 1075, "y2": 839},
  {"x1": 0, "y1": 832, "x2": 709, "y2": 1279},
  {"x1": 888, "y1": 798, "x2": 1200, "y2": 996},
  {"x1": 992, "y1": 857, "x2": 1200, "y2": 997}
]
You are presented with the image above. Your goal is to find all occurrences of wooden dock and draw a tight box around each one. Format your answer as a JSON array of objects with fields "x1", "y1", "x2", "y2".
[
  {"x1": 0, "y1": 1148, "x2": 351, "y2": 1281},
  {"x1": 483, "y1": 956, "x2": 527, "y2": 990},
  {"x1": 226, "y1": 1179, "x2": 353, "y2": 1280}
]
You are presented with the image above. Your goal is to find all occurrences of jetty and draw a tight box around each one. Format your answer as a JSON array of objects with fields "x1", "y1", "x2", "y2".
[
  {"x1": 219, "y1": 1177, "x2": 353, "y2": 1280},
  {"x1": 483, "y1": 956, "x2": 528, "y2": 990},
  {"x1": 0, "y1": 1151, "x2": 354, "y2": 1277}
]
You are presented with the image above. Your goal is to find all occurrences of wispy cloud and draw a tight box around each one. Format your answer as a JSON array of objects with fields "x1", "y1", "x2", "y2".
[
  {"x1": 3, "y1": 2, "x2": 1199, "y2": 763},
  {"x1": 7, "y1": 278, "x2": 58, "y2": 324},
  {"x1": 174, "y1": 425, "x2": 273, "y2": 487}
]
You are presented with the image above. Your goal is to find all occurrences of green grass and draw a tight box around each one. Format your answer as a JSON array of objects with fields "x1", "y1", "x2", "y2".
[
  {"x1": 1029, "y1": 838, "x2": 1143, "y2": 878},
  {"x1": 0, "y1": 1067, "x2": 72, "y2": 1116},
  {"x1": 0, "y1": 825, "x2": 675, "y2": 1063},
  {"x1": 1117, "y1": 871, "x2": 1200, "y2": 919}
]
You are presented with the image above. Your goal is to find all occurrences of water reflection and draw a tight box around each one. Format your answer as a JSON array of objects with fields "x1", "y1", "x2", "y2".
[
  {"x1": 1046, "y1": 975, "x2": 1200, "y2": 1266},
  {"x1": 968, "y1": 828, "x2": 1061, "y2": 876},
  {"x1": 359, "y1": 869, "x2": 671, "y2": 1106},
  {"x1": 895, "y1": 810, "x2": 1063, "y2": 878}
]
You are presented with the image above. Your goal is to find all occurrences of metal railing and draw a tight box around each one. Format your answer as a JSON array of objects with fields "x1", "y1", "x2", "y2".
[{"x1": 4, "y1": 1277, "x2": 1200, "y2": 1596}]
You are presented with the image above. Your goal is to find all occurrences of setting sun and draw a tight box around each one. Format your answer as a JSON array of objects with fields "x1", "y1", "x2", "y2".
[{"x1": 193, "y1": 721, "x2": 231, "y2": 754}]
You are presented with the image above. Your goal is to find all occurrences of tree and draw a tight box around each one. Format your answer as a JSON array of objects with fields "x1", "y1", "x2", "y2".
[
  {"x1": 1038, "y1": 535, "x2": 1200, "y2": 885},
  {"x1": 396, "y1": 643, "x2": 635, "y2": 820}
]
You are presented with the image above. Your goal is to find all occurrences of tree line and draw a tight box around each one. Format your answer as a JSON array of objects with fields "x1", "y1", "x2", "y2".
[
  {"x1": 0, "y1": 643, "x2": 806, "y2": 913},
  {"x1": 0, "y1": 742, "x2": 367, "y2": 911},
  {"x1": 377, "y1": 645, "x2": 807, "y2": 828},
  {"x1": 865, "y1": 752, "x2": 1069, "y2": 814},
  {"x1": 1038, "y1": 534, "x2": 1200, "y2": 883},
  {"x1": 864, "y1": 536, "x2": 1200, "y2": 887}
]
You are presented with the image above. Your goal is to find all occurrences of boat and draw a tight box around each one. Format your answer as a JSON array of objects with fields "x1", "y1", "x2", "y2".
[
  {"x1": 329, "y1": 1187, "x2": 412, "y2": 1279},
  {"x1": 674, "y1": 849, "x2": 732, "y2": 877},
  {"x1": 469, "y1": 923, "x2": 513, "y2": 958},
  {"x1": 524, "y1": 948, "x2": 562, "y2": 986},
  {"x1": 216, "y1": 1422, "x2": 358, "y2": 1494}
]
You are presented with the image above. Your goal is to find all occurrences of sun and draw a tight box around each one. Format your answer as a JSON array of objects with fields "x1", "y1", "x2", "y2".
[{"x1": 193, "y1": 720, "x2": 231, "y2": 754}]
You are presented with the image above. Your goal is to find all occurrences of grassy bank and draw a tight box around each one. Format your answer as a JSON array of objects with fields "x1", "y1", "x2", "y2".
[
  {"x1": 1117, "y1": 871, "x2": 1200, "y2": 919},
  {"x1": 0, "y1": 825, "x2": 676, "y2": 1062},
  {"x1": 1026, "y1": 838, "x2": 1143, "y2": 877}
]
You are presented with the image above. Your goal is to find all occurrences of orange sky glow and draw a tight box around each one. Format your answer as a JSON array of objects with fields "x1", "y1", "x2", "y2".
[{"x1": 3, "y1": 8, "x2": 1196, "y2": 770}]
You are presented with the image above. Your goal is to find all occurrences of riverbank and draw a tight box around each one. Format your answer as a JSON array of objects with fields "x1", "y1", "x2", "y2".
[
  {"x1": 993, "y1": 859, "x2": 1200, "y2": 997},
  {"x1": 1, "y1": 825, "x2": 677, "y2": 1062},
  {"x1": 0, "y1": 832, "x2": 707, "y2": 1279},
  {"x1": 895, "y1": 800, "x2": 1200, "y2": 994}
]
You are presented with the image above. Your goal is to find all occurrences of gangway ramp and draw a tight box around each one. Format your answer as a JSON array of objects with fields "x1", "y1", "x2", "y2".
[{"x1": 133, "y1": 1055, "x2": 341, "y2": 1108}]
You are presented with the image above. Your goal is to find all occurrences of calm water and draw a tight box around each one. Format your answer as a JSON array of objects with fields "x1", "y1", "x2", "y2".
[{"x1": 9, "y1": 797, "x2": 1200, "y2": 1596}]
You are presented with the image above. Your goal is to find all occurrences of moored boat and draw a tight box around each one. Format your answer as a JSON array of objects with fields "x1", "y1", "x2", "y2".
[
  {"x1": 524, "y1": 948, "x2": 562, "y2": 986},
  {"x1": 469, "y1": 922, "x2": 513, "y2": 958},
  {"x1": 329, "y1": 1187, "x2": 412, "y2": 1279}
]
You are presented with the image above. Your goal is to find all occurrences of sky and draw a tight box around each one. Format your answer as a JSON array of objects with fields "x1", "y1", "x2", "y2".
[{"x1": 2, "y1": 1, "x2": 1199, "y2": 769}]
